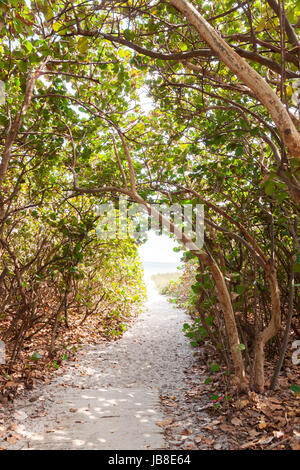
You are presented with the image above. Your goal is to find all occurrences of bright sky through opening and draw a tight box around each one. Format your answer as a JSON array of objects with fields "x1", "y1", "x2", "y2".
[{"x1": 138, "y1": 230, "x2": 182, "y2": 264}]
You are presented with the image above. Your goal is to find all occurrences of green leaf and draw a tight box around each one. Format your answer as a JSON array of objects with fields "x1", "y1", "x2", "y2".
[
  {"x1": 52, "y1": 22, "x2": 62, "y2": 32},
  {"x1": 29, "y1": 352, "x2": 42, "y2": 361},
  {"x1": 17, "y1": 60, "x2": 28, "y2": 72},
  {"x1": 211, "y1": 394, "x2": 220, "y2": 401},
  {"x1": 77, "y1": 37, "x2": 89, "y2": 54},
  {"x1": 123, "y1": 29, "x2": 133, "y2": 41},
  {"x1": 191, "y1": 282, "x2": 201, "y2": 293},
  {"x1": 24, "y1": 40, "x2": 33, "y2": 52},
  {"x1": 234, "y1": 145, "x2": 243, "y2": 156},
  {"x1": 210, "y1": 363, "x2": 220, "y2": 372},
  {"x1": 237, "y1": 285, "x2": 247, "y2": 295},
  {"x1": 44, "y1": 6, "x2": 53, "y2": 22},
  {"x1": 205, "y1": 315, "x2": 214, "y2": 326},
  {"x1": 265, "y1": 180, "x2": 275, "y2": 196},
  {"x1": 290, "y1": 384, "x2": 300, "y2": 395},
  {"x1": 294, "y1": 262, "x2": 300, "y2": 273},
  {"x1": 178, "y1": 42, "x2": 188, "y2": 51}
]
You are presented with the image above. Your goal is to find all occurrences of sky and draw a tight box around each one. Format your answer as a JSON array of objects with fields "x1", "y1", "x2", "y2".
[{"x1": 138, "y1": 230, "x2": 183, "y2": 264}]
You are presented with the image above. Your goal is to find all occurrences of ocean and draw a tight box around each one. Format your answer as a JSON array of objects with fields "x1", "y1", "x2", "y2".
[
  {"x1": 141, "y1": 261, "x2": 182, "y2": 300},
  {"x1": 142, "y1": 261, "x2": 183, "y2": 277}
]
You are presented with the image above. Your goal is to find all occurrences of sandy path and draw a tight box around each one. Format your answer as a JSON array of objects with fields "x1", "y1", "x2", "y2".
[{"x1": 1, "y1": 276, "x2": 195, "y2": 450}]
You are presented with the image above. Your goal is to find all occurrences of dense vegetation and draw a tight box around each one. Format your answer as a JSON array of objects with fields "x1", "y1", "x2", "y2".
[{"x1": 0, "y1": 0, "x2": 299, "y2": 396}]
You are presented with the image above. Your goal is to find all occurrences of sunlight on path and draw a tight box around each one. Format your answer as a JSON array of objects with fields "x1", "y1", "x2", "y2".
[
  {"x1": 144, "y1": 272, "x2": 161, "y2": 303},
  {"x1": 2, "y1": 267, "x2": 194, "y2": 450}
]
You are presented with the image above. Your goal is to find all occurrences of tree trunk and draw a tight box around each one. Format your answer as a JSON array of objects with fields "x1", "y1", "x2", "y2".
[
  {"x1": 253, "y1": 263, "x2": 281, "y2": 392},
  {"x1": 198, "y1": 251, "x2": 248, "y2": 391},
  {"x1": 169, "y1": 0, "x2": 300, "y2": 161},
  {"x1": 270, "y1": 255, "x2": 294, "y2": 389}
]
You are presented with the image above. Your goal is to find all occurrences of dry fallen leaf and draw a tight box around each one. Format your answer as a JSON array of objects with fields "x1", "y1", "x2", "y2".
[
  {"x1": 7, "y1": 436, "x2": 18, "y2": 445},
  {"x1": 181, "y1": 428, "x2": 193, "y2": 436},
  {"x1": 211, "y1": 419, "x2": 221, "y2": 425},
  {"x1": 194, "y1": 435, "x2": 205, "y2": 443},
  {"x1": 258, "y1": 420, "x2": 268, "y2": 429},
  {"x1": 241, "y1": 439, "x2": 259, "y2": 449},
  {"x1": 258, "y1": 435, "x2": 274, "y2": 445},
  {"x1": 5, "y1": 382, "x2": 18, "y2": 388},
  {"x1": 156, "y1": 417, "x2": 174, "y2": 427},
  {"x1": 204, "y1": 438, "x2": 215, "y2": 446},
  {"x1": 290, "y1": 441, "x2": 300, "y2": 450},
  {"x1": 220, "y1": 424, "x2": 235, "y2": 433},
  {"x1": 214, "y1": 443, "x2": 223, "y2": 450},
  {"x1": 248, "y1": 429, "x2": 259, "y2": 438},
  {"x1": 231, "y1": 417, "x2": 242, "y2": 426},
  {"x1": 269, "y1": 397, "x2": 282, "y2": 404},
  {"x1": 238, "y1": 399, "x2": 249, "y2": 409}
]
